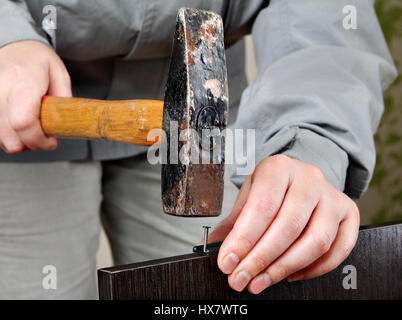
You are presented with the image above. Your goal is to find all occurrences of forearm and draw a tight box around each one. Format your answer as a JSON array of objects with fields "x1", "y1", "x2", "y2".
[
  {"x1": 0, "y1": 0, "x2": 49, "y2": 49},
  {"x1": 231, "y1": 0, "x2": 398, "y2": 199}
]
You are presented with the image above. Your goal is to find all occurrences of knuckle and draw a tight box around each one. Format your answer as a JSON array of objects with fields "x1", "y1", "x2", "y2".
[
  {"x1": 252, "y1": 160, "x2": 267, "y2": 178},
  {"x1": 254, "y1": 155, "x2": 287, "y2": 175},
  {"x1": 306, "y1": 165, "x2": 324, "y2": 181},
  {"x1": 0, "y1": 138, "x2": 23, "y2": 155},
  {"x1": 268, "y1": 154, "x2": 289, "y2": 168},
  {"x1": 284, "y1": 215, "x2": 305, "y2": 238},
  {"x1": 8, "y1": 64, "x2": 24, "y2": 81},
  {"x1": 4, "y1": 144, "x2": 24, "y2": 154},
  {"x1": 234, "y1": 233, "x2": 254, "y2": 252},
  {"x1": 325, "y1": 190, "x2": 345, "y2": 217},
  {"x1": 335, "y1": 192, "x2": 360, "y2": 223},
  {"x1": 62, "y1": 71, "x2": 72, "y2": 87},
  {"x1": 309, "y1": 231, "x2": 332, "y2": 255},
  {"x1": 0, "y1": 128, "x2": 23, "y2": 153},
  {"x1": 255, "y1": 198, "x2": 277, "y2": 221},
  {"x1": 294, "y1": 189, "x2": 312, "y2": 207},
  {"x1": 331, "y1": 189, "x2": 344, "y2": 204},
  {"x1": 314, "y1": 264, "x2": 330, "y2": 278},
  {"x1": 270, "y1": 264, "x2": 289, "y2": 281},
  {"x1": 340, "y1": 243, "x2": 354, "y2": 260},
  {"x1": 10, "y1": 114, "x2": 35, "y2": 132},
  {"x1": 348, "y1": 200, "x2": 360, "y2": 220},
  {"x1": 248, "y1": 254, "x2": 269, "y2": 272}
]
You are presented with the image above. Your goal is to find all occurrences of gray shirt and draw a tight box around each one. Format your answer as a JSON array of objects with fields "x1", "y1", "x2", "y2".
[{"x1": 0, "y1": 0, "x2": 397, "y2": 200}]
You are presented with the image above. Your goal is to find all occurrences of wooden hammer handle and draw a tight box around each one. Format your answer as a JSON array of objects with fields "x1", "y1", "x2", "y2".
[{"x1": 40, "y1": 96, "x2": 163, "y2": 146}]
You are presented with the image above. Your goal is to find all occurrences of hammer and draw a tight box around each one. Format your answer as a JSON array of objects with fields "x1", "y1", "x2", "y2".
[{"x1": 40, "y1": 8, "x2": 228, "y2": 217}]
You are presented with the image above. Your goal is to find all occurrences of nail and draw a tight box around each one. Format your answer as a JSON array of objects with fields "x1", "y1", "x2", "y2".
[
  {"x1": 202, "y1": 226, "x2": 211, "y2": 253},
  {"x1": 233, "y1": 270, "x2": 251, "y2": 291},
  {"x1": 250, "y1": 273, "x2": 272, "y2": 294},
  {"x1": 221, "y1": 253, "x2": 239, "y2": 274}
]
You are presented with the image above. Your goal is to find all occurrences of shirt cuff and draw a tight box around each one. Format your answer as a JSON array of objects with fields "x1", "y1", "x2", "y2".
[
  {"x1": 281, "y1": 127, "x2": 349, "y2": 193},
  {"x1": 230, "y1": 126, "x2": 349, "y2": 194},
  {"x1": 0, "y1": 14, "x2": 49, "y2": 49}
]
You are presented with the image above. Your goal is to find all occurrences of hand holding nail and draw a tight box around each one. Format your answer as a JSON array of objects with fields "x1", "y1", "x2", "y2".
[{"x1": 208, "y1": 155, "x2": 360, "y2": 294}]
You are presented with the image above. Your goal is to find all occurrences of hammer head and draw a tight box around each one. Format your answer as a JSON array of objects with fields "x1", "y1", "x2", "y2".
[{"x1": 162, "y1": 8, "x2": 228, "y2": 217}]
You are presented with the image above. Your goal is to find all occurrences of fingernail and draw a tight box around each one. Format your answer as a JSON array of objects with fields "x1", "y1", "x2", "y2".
[
  {"x1": 250, "y1": 273, "x2": 272, "y2": 294},
  {"x1": 287, "y1": 273, "x2": 303, "y2": 282},
  {"x1": 233, "y1": 270, "x2": 251, "y2": 291},
  {"x1": 221, "y1": 253, "x2": 239, "y2": 274}
]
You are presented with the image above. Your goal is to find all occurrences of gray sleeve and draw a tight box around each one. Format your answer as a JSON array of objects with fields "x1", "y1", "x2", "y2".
[
  {"x1": 230, "y1": 0, "x2": 398, "y2": 200},
  {"x1": 0, "y1": 1, "x2": 49, "y2": 49}
]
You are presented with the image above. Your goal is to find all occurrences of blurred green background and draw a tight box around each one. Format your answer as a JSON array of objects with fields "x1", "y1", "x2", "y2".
[{"x1": 357, "y1": 0, "x2": 402, "y2": 224}]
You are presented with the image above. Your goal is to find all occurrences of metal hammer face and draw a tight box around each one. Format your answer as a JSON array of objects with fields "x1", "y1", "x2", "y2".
[{"x1": 162, "y1": 8, "x2": 228, "y2": 217}]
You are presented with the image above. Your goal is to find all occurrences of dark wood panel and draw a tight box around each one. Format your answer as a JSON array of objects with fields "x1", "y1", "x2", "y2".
[{"x1": 98, "y1": 221, "x2": 402, "y2": 300}]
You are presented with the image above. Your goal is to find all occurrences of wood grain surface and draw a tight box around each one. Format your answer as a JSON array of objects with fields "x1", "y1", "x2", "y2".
[
  {"x1": 98, "y1": 221, "x2": 402, "y2": 300},
  {"x1": 41, "y1": 96, "x2": 163, "y2": 146}
]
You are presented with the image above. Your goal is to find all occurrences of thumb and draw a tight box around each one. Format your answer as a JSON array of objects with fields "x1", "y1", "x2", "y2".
[
  {"x1": 207, "y1": 175, "x2": 252, "y2": 243},
  {"x1": 47, "y1": 58, "x2": 72, "y2": 97}
]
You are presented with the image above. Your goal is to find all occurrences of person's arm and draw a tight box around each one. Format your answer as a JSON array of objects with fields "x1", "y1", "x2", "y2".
[
  {"x1": 0, "y1": 1, "x2": 50, "y2": 49},
  {"x1": 210, "y1": 0, "x2": 397, "y2": 294},
  {"x1": 232, "y1": 0, "x2": 397, "y2": 199},
  {"x1": 0, "y1": 1, "x2": 71, "y2": 153}
]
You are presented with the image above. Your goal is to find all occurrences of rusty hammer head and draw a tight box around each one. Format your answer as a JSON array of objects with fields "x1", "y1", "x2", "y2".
[{"x1": 162, "y1": 8, "x2": 228, "y2": 217}]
